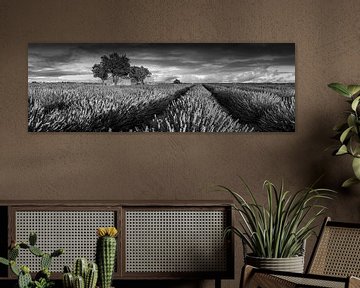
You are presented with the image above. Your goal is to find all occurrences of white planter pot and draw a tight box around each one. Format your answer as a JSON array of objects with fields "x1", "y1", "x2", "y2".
[{"x1": 245, "y1": 254, "x2": 305, "y2": 273}]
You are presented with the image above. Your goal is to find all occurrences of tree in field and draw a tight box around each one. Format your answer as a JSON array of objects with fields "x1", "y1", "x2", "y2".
[
  {"x1": 100, "y1": 53, "x2": 130, "y2": 85},
  {"x1": 129, "y1": 66, "x2": 152, "y2": 85},
  {"x1": 173, "y1": 79, "x2": 181, "y2": 84},
  {"x1": 92, "y1": 64, "x2": 108, "y2": 85}
]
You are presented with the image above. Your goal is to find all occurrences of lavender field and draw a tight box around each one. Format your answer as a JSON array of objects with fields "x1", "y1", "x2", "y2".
[{"x1": 28, "y1": 82, "x2": 295, "y2": 132}]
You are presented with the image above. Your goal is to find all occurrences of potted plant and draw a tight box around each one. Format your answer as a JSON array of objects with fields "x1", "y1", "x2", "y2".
[
  {"x1": 62, "y1": 258, "x2": 98, "y2": 288},
  {"x1": 96, "y1": 227, "x2": 118, "y2": 288},
  {"x1": 220, "y1": 179, "x2": 334, "y2": 273},
  {"x1": 61, "y1": 227, "x2": 118, "y2": 288},
  {"x1": 0, "y1": 232, "x2": 63, "y2": 288},
  {"x1": 328, "y1": 83, "x2": 360, "y2": 187}
]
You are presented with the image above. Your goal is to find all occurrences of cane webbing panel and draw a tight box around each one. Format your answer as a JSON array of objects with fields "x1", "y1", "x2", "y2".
[
  {"x1": 309, "y1": 226, "x2": 360, "y2": 277},
  {"x1": 15, "y1": 211, "x2": 115, "y2": 272},
  {"x1": 249, "y1": 273, "x2": 297, "y2": 288},
  {"x1": 125, "y1": 210, "x2": 227, "y2": 273},
  {"x1": 276, "y1": 275, "x2": 345, "y2": 288}
]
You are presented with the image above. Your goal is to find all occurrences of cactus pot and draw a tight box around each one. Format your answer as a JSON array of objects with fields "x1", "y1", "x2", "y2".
[{"x1": 245, "y1": 254, "x2": 304, "y2": 273}]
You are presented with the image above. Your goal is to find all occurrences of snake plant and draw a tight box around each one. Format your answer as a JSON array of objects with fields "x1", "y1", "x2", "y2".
[{"x1": 220, "y1": 179, "x2": 335, "y2": 258}]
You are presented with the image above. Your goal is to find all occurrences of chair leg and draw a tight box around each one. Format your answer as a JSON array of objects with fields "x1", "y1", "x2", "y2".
[{"x1": 240, "y1": 265, "x2": 255, "y2": 288}]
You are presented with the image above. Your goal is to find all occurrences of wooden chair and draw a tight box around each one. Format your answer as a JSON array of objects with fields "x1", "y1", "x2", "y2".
[{"x1": 241, "y1": 217, "x2": 360, "y2": 288}]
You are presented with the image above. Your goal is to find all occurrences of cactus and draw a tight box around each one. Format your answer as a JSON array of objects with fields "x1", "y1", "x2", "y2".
[
  {"x1": 21, "y1": 265, "x2": 30, "y2": 274},
  {"x1": 63, "y1": 260, "x2": 98, "y2": 288},
  {"x1": 0, "y1": 232, "x2": 64, "y2": 288},
  {"x1": 62, "y1": 265, "x2": 74, "y2": 288},
  {"x1": 0, "y1": 257, "x2": 9, "y2": 266},
  {"x1": 29, "y1": 232, "x2": 37, "y2": 246},
  {"x1": 74, "y1": 258, "x2": 87, "y2": 279},
  {"x1": 9, "y1": 247, "x2": 19, "y2": 260},
  {"x1": 41, "y1": 253, "x2": 52, "y2": 270},
  {"x1": 74, "y1": 275, "x2": 85, "y2": 288},
  {"x1": 18, "y1": 268, "x2": 32, "y2": 288},
  {"x1": 96, "y1": 227, "x2": 118, "y2": 288},
  {"x1": 10, "y1": 260, "x2": 20, "y2": 276},
  {"x1": 85, "y1": 263, "x2": 98, "y2": 288},
  {"x1": 29, "y1": 245, "x2": 44, "y2": 257},
  {"x1": 63, "y1": 272, "x2": 74, "y2": 288},
  {"x1": 19, "y1": 272, "x2": 32, "y2": 288}
]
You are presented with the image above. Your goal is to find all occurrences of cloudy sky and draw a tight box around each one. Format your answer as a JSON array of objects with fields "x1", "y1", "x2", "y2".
[{"x1": 28, "y1": 43, "x2": 295, "y2": 83}]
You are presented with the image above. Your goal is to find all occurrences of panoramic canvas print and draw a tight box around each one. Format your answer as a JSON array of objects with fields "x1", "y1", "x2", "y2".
[{"x1": 28, "y1": 43, "x2": 295, "y2": 132}]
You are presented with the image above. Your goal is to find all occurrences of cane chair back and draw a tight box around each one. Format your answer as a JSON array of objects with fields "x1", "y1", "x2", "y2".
[
  {"x1": 307, "y1": 217, "x2": 360, "y2": 278},
  {"x1": 241, "y1": 218, "x2": 360, "y2": 288}
]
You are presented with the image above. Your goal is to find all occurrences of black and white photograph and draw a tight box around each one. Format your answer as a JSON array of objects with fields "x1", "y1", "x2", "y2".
[{"x1": 28, "y1": 43, "x2": 295, "y2": 132}]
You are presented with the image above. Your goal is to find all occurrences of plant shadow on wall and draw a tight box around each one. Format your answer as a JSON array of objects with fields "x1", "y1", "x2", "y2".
[{"x1": 218, "y1": 178, "x2": 335, "y2": 272}]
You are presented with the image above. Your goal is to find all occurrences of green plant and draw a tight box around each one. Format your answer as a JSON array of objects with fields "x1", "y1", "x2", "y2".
[
  {"x1": 32, "y1": 278, "x2": 54, "y2": 288},
  {"x1": 62, "y1": 267, "x2": 74, "y2": 288},
  {"x1": 73, "y1": 275, "x2": 84, "y2": 288},
  {"x1": 220, "y1": 179, "x2": 334, "y2": 258},
  {"x1": 74, "y1": 258, "x2": 88, "y2": 280},
  {"x1": 96, "y1": 227, "x2": 118, "y2": 288},
  {"x1": 328, "y1": 83, "x2": 360, "y2": 187},
  {"x1": 62, "y1": 259, "x2": 98, "y2": 288},
  {"x1": 0, "y1": 232, "x2": 63, "y2": 288},
  {"x1": 85, "y1": 263, "x2": 98, "y2": 288}
]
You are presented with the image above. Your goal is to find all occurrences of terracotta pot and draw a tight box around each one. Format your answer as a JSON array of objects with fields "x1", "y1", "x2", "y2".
[{"x1": 245, "y1": 254, "x2": 304, "y2": 273}]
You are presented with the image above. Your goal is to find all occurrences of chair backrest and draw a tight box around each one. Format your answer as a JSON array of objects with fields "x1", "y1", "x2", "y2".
[{"x1": 307, "y1": 217, "x2": 360, "y2": 277}]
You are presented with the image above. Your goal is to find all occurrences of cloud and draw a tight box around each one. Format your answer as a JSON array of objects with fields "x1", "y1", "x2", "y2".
[{"x1": 28, "y1": 43, "x2": 295, "y2": 83}]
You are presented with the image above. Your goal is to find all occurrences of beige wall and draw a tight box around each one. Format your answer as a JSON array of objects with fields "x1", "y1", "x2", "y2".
[{"x1": 1, "y1": 1, "x2": 360, "y2": 287}]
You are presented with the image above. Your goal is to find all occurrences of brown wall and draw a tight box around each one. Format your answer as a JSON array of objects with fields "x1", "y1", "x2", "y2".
[{"x1": 1, "y1": 0, "x2": 360, "y2": 287}]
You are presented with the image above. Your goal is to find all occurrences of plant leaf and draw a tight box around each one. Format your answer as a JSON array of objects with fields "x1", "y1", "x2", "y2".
[
  {"x1": 340, "y1": 126, "x2": 352, "y2": 143},
  {"x1": 29, "y1": 232, "x2": 37, "y2": 246},
  {"x1": 0, "y1": 257, "x2": 9, "y2": 266},
  {"x1": 10, "y1": 261, "x2": 20, "y2": 276},
  {"x1": 342, "y1": 177, "x2": 360, "y2": 188},
  {"x1": 328, "y1": 83, "x2": 350, "y2": 97},
  {"x1": 352, "y1": 157, "x2": 360, "y2": 179},
  {"x1": 347, "y1": 85, "x2": 360, "y2": 97},
  {"x1": 350, "y1": 135, "x2": 360, "y2": 156},
  {"x1": 351, "y1": 96, "x2": 360, "y2": 111},
  {"x1": 347, "y1": 114, "x2": 357, "y2": 130},
  {"x1": 336, "y1": 144, "x2": 348, "y2": 155}
]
